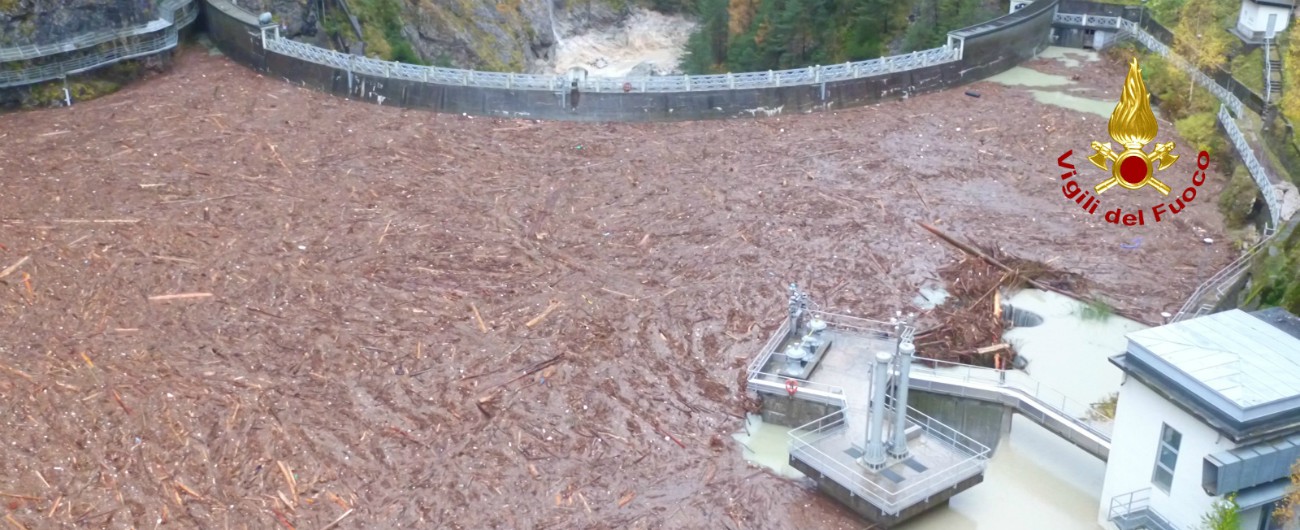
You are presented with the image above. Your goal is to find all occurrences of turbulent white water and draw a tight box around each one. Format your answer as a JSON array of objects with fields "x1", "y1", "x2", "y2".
[
  {"x1": 547, "y1": 0, "x2": 562, "y2": 48},
  {"x1": 551, "y1": 8, "x2": 696, "y2": 77}
]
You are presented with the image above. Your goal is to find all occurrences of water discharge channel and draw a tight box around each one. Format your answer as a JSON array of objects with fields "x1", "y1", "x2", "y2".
[
  {"x1": 550, "y1": 8, "x2": 695, "y2": 77},
  {"x1": 985, "y1": 47, "x2": 1117, "y2": 118},
  {"x1": 734, "y1": 289, "x2": 1148, "y2": 527}
]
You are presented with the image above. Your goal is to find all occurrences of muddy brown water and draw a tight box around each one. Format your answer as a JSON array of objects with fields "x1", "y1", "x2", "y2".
[{"x1": 0, "y1": 49, "x2": 1233, "y2": 528}]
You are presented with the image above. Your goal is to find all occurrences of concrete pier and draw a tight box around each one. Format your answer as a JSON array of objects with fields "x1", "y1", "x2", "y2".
[{"x1": 746, "y1": 303, "x2": 991, "y2": 528}]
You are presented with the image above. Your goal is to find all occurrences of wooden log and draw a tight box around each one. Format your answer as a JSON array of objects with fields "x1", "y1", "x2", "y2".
[
  {"x1": 0, "y1": 256, "x2": 29, "y2": 280},
  {"x1": 916, "y1": 222, "x2": 1159, "y2": 326},
  {"x1": 975, "y1": 343, "x2": 1010, "y2": 355},
  {"x1": 148, "y1": 292, "x2": 213, "y2": 302}
]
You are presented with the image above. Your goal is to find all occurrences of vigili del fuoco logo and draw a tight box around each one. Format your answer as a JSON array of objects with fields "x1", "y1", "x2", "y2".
[{"x1": 1057, "y1": 58, "x2": 1211, "y2": 226}]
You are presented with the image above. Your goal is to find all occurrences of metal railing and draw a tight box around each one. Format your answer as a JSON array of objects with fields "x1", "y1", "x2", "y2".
[
  {"x1": 1057, "y1": 8, "x2": 1290, "y2": 322},
  {"x1": 745, "y1": 310, "x2": 899, "y2": 380},
  {"x1": 806, "y1": 310, "x2": 897, "y2": 337},
  {"x1": 1220, "y1": 105, "x2": 1283, "y2": 228},
  {"x1": 1116, "y1": 19, "x2": 1247, "y2": 117},
  {"x1": 748, "y1": 372, "x2": 849, "y2": 406},
  {"x1": 1055, "y1": 10, "x2": 1258, "y2": 116},
  {"x1": 1053, "y1": 13, "x2": 1123, "y2": 29},
  {"x1": 744, "y1": 311, "x2": 900, "y2": 405},
  {"x1": 788, "y1": 406, "x2": 990, "y2": 515},
  {"x1": 746, "y1": 318, "x2": 793, "y2": 378},
  {"x1": 0, "y1": 0, "x2": 198, "y2": 88},
  {"x1": 262, "y1": 27, "x2": 962, "y2": 93},
  {"x1": 744, "y1": 317, "x2": 848, "y2": 406},
  {"x1": 0, "y1": 0, "x2": 191, "y2": 62},
  {"x1": 1108, "y1": 488, "x2": 1180, "y2": 530},
  {"x1": 1265, "y1": 38, "x2": 1275, "y2": 103},
  {"x1": 1168, "y1": 108, "x2": 1283, "y2": 322},
  {"x1": 910, "y1": 356, "x2": 1115, "y2": 439}
]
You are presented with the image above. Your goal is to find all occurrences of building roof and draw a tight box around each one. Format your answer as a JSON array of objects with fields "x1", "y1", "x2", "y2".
[
  {"x1": 1112, "y1": 308, "x2": 1300, "y2": 444},
  {"x1": 1251, "y1": 306, "x2": 1300, "y2": 341},
  {"x1": 1128, "y1": 309, "x2": 1300, "y2": 409},
  {"x1": 1243, "y1": 0, "x2": 1296, "y2": 10}
]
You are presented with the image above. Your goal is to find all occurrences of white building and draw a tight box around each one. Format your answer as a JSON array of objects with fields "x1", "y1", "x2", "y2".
[
  {"x1": 1099, "y1": 308, "x2": 1300, "y2": 530},
  {"x1": 1233, "y1": 0, "x2": 1293, "y2": 44}
]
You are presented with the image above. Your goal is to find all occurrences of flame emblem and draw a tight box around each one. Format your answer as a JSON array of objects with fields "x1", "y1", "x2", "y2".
[{"x1": 1087, "y1": 58, "x2": 1179, "y2": 195}]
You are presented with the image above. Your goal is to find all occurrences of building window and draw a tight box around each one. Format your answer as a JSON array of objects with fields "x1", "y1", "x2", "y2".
[
  {"x1": 1258, "y1": 501, "x2": 1275, "y2": 530},
  {"x1": 1258, "y1": 500, "x2": 1293, "y2": 530},
  {"x1": 1151, "y1": 424, "x2": 1181, "y2": 493}
]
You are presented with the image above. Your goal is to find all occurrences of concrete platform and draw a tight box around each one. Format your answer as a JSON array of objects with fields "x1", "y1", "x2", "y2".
[
  {"x1": 791, "y1": 454, "x2": 985, "y2": 527},
  {"x1": 746, "y1": 311, "x2": 896, "y2": 421},
  {"x1": 747, "y1": 308, "x2": 991, "y2": 527},
  {"x1": 788, "y1": 406, "x2": 989, "y2": 527}
]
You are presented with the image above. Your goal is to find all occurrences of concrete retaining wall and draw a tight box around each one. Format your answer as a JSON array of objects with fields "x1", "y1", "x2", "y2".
[
  {"x1": 202, "y1": 0, "x2": 1056, "y2": 121},
  {"x1": 204, "y1": 0, "x2": 266, "y2": 70},
  {"x1": 759, "y1": 392, "x2": 844, "y2": 428},
  {"x1": 789, "y1": 458, "x2": 984, "y2": 528},
  {"x1": 948, "y1": 0, "x2": 1057, "y2": 81},
  {"x1": 909, "y1": 390, "x2": 1012, "y2": 453}
]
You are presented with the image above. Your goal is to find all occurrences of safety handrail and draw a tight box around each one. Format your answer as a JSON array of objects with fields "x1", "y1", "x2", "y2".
[
  {"x1": 0, "y1": 0, "x2": 198, "y2": 88},
  {"x1": 1170, "y1": 108, "x2": 1281, "y2": 322},
  {"x1": 788, "y1": 406, "x2": 990, "y2": 515},
  {"x1": 0, "y1": 0, "x2": 192, "y2": 62},
  {"x1": 911, "y1": 356, "x2": 1115, "y2": 439},
  {"x1": 259, "y1": 26, "x2": 962, "y2": 93},
  {"x1": 1055, "y1": 8, "x2": 1289, "y2": 322}
]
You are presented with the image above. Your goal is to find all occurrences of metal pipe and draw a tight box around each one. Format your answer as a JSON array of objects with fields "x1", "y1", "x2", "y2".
[
  {"x1": 889, "y1": 341, "x2": 915, "y2": 459},
  {"x1": 861, "y1": 350, "x2": 893, "y2": 470}
]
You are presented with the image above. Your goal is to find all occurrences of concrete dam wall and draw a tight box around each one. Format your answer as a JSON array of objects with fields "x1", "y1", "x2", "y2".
[{"x1": 201, "y1": 0, "x2": 1057, "y2": 121}]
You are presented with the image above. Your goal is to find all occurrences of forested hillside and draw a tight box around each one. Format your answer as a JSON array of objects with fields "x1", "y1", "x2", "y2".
[
  {"x1": 679, "y1": 0, "x2": 1005, "y2": 73},
  {"x1": 1140, "y1": 0, "x2": 1300, "y2": 314}
]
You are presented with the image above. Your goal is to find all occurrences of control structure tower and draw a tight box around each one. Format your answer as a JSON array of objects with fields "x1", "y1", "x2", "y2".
[{"x1": 744, "y1": 284, "x2": 991, "y2": 527}]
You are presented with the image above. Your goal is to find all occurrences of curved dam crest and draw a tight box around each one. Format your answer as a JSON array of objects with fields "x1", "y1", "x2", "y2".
[{"x1": 200, "y1": 0, "x2": 1057, "y2": 121}]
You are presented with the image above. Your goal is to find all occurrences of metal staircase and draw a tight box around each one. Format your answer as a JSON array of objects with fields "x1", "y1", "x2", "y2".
[
  {"x1": 1109, "y1": 488, "x2": 1180, "y2": 530},
  {"x1": 1266, "y1": 38, "x2": 1283, "y2": 103}
]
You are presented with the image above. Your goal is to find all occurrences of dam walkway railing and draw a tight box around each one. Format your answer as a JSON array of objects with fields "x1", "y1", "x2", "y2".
[
  {"x1": 909, "y1": 356, "x2": 1113, "y2": 461},
  {"x1": 788, "y1": 404, "x2": 991, "y2": 516},
  {"x1": 259, "y1": 23, "x2": 964, "y2": 94},
  {"x1": 0, "y1": 0, "x2": 198, "y2": 88},
  {"x1": 744, "y1": 310, "x2": 898, "y2": 407}
]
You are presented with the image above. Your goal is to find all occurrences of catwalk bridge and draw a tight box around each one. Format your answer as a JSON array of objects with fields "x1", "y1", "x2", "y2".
[{"x1": 909, "y1": 357, "x2": 1113, "y2": 461}]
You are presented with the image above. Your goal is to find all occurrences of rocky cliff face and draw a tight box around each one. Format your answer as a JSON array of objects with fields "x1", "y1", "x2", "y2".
[
  {"x1": 240, "y1": 0, "x2": 628, "y2": 73},
  {"x1": 0, "y1": 0, "x2": 627, "y2": 73},
  {"x1": 0, "y1": 0, "x2": 159, "y2": 46},
  {"x1": 241, "y1": 0, "x2": 321, "y2": 42},
  {"x1": 400, "y1": 0, "x2": 627, "y2": 72}
]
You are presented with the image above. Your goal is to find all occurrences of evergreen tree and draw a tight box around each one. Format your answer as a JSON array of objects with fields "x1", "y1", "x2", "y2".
[
  {"x1": 686, "y1": 0, "x2": 993, "y2": 72},
  {"x1": 725, "y1": 31, "x2": 761, "y2": 71},
  {"x1": 680, "y1": 0, "x2": 729, "y2": 73}
]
